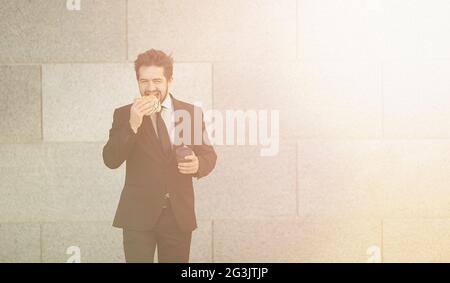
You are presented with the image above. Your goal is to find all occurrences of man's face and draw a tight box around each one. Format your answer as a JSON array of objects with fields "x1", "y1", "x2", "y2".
[{"x1": 137, "y1": 65, "x2": 172, "y2": 102}]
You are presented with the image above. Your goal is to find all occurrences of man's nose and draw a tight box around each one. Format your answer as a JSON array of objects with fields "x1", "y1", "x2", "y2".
[{"x1": 146, "y1": 83, "x2": 157, "y2": 93}]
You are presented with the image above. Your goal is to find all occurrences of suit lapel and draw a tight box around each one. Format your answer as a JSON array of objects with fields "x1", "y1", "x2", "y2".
[{"x1": 171, "y1": 94, "x2": 188, "y2": 149}]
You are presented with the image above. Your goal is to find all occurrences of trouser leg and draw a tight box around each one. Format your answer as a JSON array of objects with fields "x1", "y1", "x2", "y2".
[
  {"x1": 155, "y1": 205, "x2": 192, "y2": 263},
  {"x1": 123, "y1": 229, "x2": 157, "y2": 263}
]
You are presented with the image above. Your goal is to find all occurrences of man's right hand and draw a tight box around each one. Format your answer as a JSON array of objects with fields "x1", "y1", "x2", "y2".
[{"x1": 129, "y1": 96, "x2": 159, "y2": 133}]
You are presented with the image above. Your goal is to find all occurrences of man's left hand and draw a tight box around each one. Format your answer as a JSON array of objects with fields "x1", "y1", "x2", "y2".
[{"x1": 178, "y1": 153, "x2": 199, "y2": 175}]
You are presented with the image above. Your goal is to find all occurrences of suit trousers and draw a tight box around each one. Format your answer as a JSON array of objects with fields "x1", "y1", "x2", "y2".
[{"x1": 122, "y1": 201, "x2": 192, "y2": 263}]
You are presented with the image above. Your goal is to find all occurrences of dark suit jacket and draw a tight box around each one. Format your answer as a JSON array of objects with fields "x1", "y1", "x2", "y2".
[{"x1": 102, "y1": 94, "x2": 217, "y2": 232}]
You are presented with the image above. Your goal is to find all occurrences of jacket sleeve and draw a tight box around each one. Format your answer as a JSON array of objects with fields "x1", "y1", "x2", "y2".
[
  {"x1": 193, "y1": 109, "x2": 217, "y2": 179},
  {"x1": 102, "y1": 108, "x2": 138, "y2": 169}
]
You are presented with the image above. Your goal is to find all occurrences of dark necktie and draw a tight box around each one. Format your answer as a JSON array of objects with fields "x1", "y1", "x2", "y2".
[{"x1": 156, "y1": 106, "x2": 172, "y2": 156}]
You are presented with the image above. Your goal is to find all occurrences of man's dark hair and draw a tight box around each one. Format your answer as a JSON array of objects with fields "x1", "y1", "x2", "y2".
[{"x1": 134, "y1": 49, "x2": 174, "y2": 81}]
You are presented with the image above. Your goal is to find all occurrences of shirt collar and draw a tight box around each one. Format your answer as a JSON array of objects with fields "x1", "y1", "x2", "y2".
[{"x1": 161, "y1": 92, "x2": 173, "y2": 110}]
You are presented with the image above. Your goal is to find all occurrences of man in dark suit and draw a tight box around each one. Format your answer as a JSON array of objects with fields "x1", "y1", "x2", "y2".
[{"x1": 102, "y1": 49, "x2": 217, "y2": 263}]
